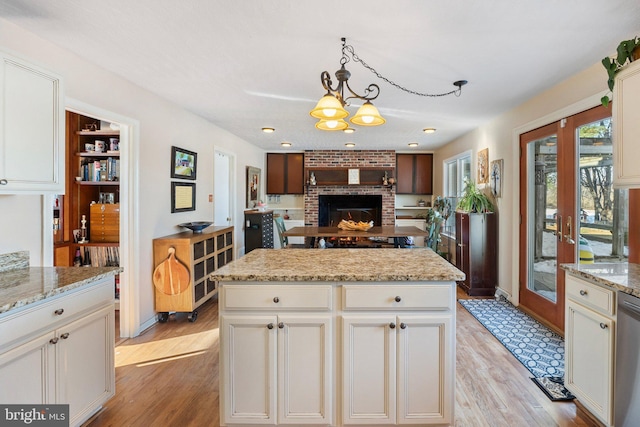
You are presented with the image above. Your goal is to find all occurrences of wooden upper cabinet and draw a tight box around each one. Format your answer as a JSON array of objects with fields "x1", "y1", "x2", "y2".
[
  {"x1": 395, "y1": 154, "x2": 433, "y2": 195},
  {"x1": 266, "y1": 153, "x2": 304, "y2": 194}
]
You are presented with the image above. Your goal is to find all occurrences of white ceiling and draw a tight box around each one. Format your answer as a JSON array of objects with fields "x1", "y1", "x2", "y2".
[{"x1": 1, "y1": 0, "x2": 639, "y2": 151}]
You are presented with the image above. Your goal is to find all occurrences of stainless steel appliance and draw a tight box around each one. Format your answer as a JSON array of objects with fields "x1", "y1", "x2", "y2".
[{"x1": 615, "y1": 291, "x2": 640, "y2": 426}]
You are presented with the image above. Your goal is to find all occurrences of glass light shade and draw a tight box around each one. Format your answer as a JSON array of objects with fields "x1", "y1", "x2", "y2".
[
  {"x1": 315, "y1": 118, "x2": 349, "y2": 131},
  {"x1": 310, "y1": 94, "x2": 349, "y2": 119},
  {"x1": 350, "y1": 102, "x2": 385, "y2": 126}
]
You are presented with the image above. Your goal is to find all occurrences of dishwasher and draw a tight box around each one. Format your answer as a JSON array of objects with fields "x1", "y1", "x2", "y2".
[{"x1": 615, "y1": 291, "x2": 640, "y2": 426}]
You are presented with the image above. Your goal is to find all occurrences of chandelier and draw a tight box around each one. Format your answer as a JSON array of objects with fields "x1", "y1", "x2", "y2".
[{"x1": 310, "y1": 37, "x2": 468, "y2": 131}]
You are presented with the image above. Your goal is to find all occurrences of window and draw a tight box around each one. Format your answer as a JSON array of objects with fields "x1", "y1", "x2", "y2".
[{"x1": 442, "y1": 150, "x2": 472, "y2": 234}]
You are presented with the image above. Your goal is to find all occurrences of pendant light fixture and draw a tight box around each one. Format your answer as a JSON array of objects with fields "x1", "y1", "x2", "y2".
[{"x1": 310, "y1": 37, "x2": 467, "y2": 130}]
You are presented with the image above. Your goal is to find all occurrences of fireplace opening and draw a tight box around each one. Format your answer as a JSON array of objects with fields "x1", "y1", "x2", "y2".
[{"x1": 318, "y1": 195, "x2": 383, "y2": 227}]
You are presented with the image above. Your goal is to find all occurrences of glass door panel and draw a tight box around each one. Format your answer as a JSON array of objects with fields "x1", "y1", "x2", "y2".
[
  {"x1": 577, "y1": 118, "x2": 628, "y2": 264},
  {"x1": 527, "y1": 135, "x2": 558, "y2": 302}
]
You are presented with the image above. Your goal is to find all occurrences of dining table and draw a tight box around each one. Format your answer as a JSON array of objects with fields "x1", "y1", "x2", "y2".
[{"x1": 282, "y1": 225, "x2": 430, "y2": 248}]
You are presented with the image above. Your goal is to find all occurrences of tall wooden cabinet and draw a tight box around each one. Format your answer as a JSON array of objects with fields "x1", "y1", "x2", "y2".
[
  {"x1": 455, "y1": 211, "x2": 497, "y2": 296},
  {"x1": 153, "y1": 226, "x2": 234, "y2": 322}
]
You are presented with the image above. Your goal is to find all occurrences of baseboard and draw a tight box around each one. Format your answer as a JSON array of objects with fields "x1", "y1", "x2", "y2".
[{"x1": 573, "y1": 399, "x2": 606, "y2": 427}]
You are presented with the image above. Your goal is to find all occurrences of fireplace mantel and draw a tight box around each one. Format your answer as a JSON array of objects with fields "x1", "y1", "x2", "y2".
[{"x1": 305, "y1": 166, "x2": 395, "y2": 187}]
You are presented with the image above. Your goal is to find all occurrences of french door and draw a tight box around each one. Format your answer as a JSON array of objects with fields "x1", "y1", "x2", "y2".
[{"x1": 519, "y1": 105, "x2": 617, "y2": 331}]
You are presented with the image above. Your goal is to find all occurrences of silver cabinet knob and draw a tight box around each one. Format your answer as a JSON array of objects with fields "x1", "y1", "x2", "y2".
[
  {"x1": 600, "y1": 323, "x2": 608, "y2": 329},
  {"x1": 54, "y1": 308, "x2": 64, "y2": 316},
  {"x1": 395, "y1": 296, "x2": 401, "y2": 302},
  {"x1": 60, "y1": 333, "x2": 70, "y2": 339},
  {"x1": 579, "y1": 290, "x2": 588, "y2": 296},
  {"x1": 400, "y1": 323, "x2": 407, "y2": 329},
  {"x1": 0, "y1": 179, "x2": 7, "y2": 185},
  {"x1": 267, "y1": 323, "x2": 274, "y2": 329},
  {"x1": 273, "y1": 297, "x2": 280, "y2": 303},
  {"x1": 389, "y1": 322, "x2": 396, "y2": 329},
  {"x1": 278, "y1": 322, "x2": 284, "y2": 329},
  {"x1": 49, "y1": 337, "x2": 59, "y2": 344}
]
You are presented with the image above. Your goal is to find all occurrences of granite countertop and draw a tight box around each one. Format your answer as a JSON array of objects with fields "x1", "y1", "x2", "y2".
[
  {"x1": 0, "y1": 266, "x2": 122, "y2": 315},
  {"x1": 210, "y1": 248, "x2": 465, "y2": 282},
  {"x1": 561, "y1": 262, "x2": 640, "y2": 298}
]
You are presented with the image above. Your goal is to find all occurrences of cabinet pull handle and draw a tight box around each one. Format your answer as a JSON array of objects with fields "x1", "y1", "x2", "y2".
[
  {"x1": 400, "y1": 323, "x2": 407, "y2": 329},
  {"x1": 54, "y1": 308, "x2": 64, "y2": 316},
  {"x1": 267, "y1": 323, "x2": 274, "y2": 329},
  {"x1": 600, "y1": 323, "x2": 608, "y2": 329},
  {"x1": 0, "y1": 179, "x2": 7, "y2": 185},
  {"x1": 389, "y1": 322, "x2": 396, "y2": 329},
  {"x1": 395, "y1": 296, "x2": 402, "y2": 302},
  {"x1": 278, "y1": 322, "x2": 284, "y2": 329},
  {"x1": 273, "y1": 297, "x2": 280, "y2": 303},
  {"x1": 60, "y1": 333, "x2": 70, "y2": 339},
  {"x1": 579, "y1": 290, "x2": 587, "y2": 296},
  {"x1": 49, "y1": 337, "x2": 59, "y2": 344}
]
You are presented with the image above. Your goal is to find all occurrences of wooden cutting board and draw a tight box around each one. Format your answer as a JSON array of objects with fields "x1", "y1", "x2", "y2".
[{"x1": 153, "y1": 247, "x2": 190, "y2": 295}]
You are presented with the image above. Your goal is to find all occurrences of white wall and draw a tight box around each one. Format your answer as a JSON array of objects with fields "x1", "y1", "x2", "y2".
[
  {"x1": 433, "y1": 61, "x2": 607, "y2": 301},
  {"x1": 0, "y1": 18, "x2": 265, "y2": 334}
]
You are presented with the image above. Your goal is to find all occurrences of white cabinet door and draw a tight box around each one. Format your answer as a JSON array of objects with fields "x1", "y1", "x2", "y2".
[
  {"x1": 397, "y1": 315, "x2": 453, "y2": 425},
  {"x1": 613, "y1": 59, "x2": 640, "y2": 188},
  {"x1": 57, "y1": 305, "x2": 115, "y2": 426},
  {"x1": 0, "y1": 331, "x2": 55, "y2": 404},
  {"x1": 342, "y1": 315, "x2": 396, "y2": 424},
  {"x1": 221, "y1": 315, "x2": 278, "y2": 425},
  {"x1": 565, "y1": 300, "x2": 614, "y2": 426},
  {"x1": 0, "y1": 51, "x2": 64, "y2": 193},
  {"x1": 277, "y1": 314, "x2": 332, "y2": 424}
]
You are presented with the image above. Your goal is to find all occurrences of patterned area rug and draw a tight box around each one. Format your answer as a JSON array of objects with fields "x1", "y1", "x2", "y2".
[{"x1": 458, "y1": 296, "x2": 575, "y2": 401}]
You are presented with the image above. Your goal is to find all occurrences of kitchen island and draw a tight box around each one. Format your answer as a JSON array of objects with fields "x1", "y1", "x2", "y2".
[
  {"x1": 0, "y1": 251, "x2": 121, "y2": 427},
  {"x1": 211, "y1": 248, "x2": 464, "y2": 427}
]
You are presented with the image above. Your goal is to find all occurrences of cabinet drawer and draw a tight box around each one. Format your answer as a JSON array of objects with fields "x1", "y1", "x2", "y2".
[
  {"x1": 566, "y1": 275, "x2": 615, "y2": 316},
  {"x1": 222, "y1": 284, "x2": 332, "y2": 311},
  {"x1": 0, "y1": 278, "x2": 114, "y2": 351},
  {"x1": 342, "y1": 284, "x2": 452, "y2": 310}
]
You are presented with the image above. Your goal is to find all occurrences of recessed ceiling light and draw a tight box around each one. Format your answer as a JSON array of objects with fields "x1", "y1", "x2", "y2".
[
  {"x1": 343, "y1": 128, "x2": 356, "y2": 134},
  {"x1": 408, "y1": 142, "x2": 419, "y2": 147},
  {"x1": 280, "y1": 142, "x2": 292, "y2": 147},
  {"x1": 344, "y1": 143, "x2": 356, "y2": 148},
  {"x1": 423, "y1": 128, "x2": 436, "y2": 134},
  {"x1": 262, "y1": 127, "x2": 275, "y2": 133}
]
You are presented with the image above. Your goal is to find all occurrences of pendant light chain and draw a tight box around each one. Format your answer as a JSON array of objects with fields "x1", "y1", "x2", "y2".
[{"x1": 343, "y1": 42, "x2": 464, "y2": 98}]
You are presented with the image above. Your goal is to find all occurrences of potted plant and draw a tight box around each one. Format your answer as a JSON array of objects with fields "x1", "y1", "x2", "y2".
[
  {"x1": 601, "y1": 36, "x2": 640, "y2": 107},
  {"x1": 456, "y1": 179, "x2": 494, "y2": 213}
]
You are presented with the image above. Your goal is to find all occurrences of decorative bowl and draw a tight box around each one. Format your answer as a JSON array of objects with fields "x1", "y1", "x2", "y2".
[{"x1": 178, "y1": 221, "x2": 213, "y2": 233}]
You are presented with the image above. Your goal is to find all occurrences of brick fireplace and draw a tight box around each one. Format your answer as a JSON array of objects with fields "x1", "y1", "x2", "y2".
[{"x1": 304, "y1": 150, "x2": 396, "y2": 226}]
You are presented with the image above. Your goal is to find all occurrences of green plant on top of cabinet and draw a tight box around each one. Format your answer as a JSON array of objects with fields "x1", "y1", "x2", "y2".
[
  {"x1": 0, "y1": 49, "x2": 64, "y2": 194},
  {"x1": 266, "y1": 153, "x2": 304, "y2": 194},
  {"x1": 395, "y1": 154, "x2": 433, "y2": 195}
]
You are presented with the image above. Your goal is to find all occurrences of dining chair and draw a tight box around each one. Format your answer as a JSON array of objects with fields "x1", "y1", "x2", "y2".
[{"x1": 274, "y1": 215, "x2": 289, "y2": 248}]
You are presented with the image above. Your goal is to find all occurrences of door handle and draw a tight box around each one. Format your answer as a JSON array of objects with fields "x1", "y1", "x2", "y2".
[
  {"x1": 564, "y1": 215, "x2": 576, "y2": 244},
  {"x1": 556, "y1": 214, "x2": 563, "y2": 242}
]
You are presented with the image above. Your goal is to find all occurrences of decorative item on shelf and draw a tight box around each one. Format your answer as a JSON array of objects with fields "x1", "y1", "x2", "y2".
[
  {"x1": 309, "y1": 171, "x2": 317, "y2": 186},
  {"x1": 79, "y1": 215, "x2": 88, "y2": 243},
  {"x1": 257, "y1": 201, "x2": 266, "y2": 212},
  {"x1": 382, "y1": 171, "x2": 388, "y2": 186},
  {"x1": 601, "y1": 36, "x2": 640, "y2": 107},
  {"x1": 417, "y1": 199, "x2": 426, "y2": 207},
  {"x1": 310, "y1": 37, "x2": 467, "y2": 131},
  {"x1": 95, "y1": 140, "x2": 105, "y2": 153},
  {"x1": 83, "y1": 122, "x2": 98, "y2": 131},
  {"x1": 284, "y1": 209, "x2": 290, "y2": 220},
  {"x1": 178, "y1": 221, "x2": 213, "y2": 234}
]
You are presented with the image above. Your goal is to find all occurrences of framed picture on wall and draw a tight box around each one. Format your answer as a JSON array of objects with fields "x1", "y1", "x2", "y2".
[
  {"x1": 246, "y1": 166, "x2": 261, "y2": 208},
  {"x1": 171, "y1": 146, "x2": 197, "y2": 180},
  {"x1": 490, "y1": 159, "x2": 503, "y2": 198},
  {"x1": 477, "y1": 148, "x2": 489, "y2": 184},
  {"x1": 171, "y1": 182, "x2": 196, "y2": 213}
]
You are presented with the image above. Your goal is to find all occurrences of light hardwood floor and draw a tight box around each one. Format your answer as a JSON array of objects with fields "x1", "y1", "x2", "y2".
[{"x1": 84, "y1": 287, "x2": 597, "y2": 427}]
